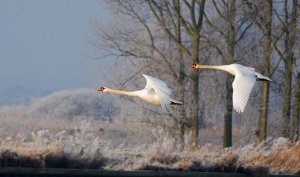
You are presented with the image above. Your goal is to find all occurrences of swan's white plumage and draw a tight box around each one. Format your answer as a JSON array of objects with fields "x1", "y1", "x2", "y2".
[
  {"x1": 232, "y1": 67, "x2": 256, "y2": 113},
  {"x1": 142, "y1": 74, "x2": 175, "y2": 110},
  {"x1": 230, "y1": 64, "x2": 256, "y2": 113},
  {"x1": 98, "y1": 74, "x2": 182, "y2": 110},
  {"x1": 193, "y1": 63, "x2": 271, "y2": 113}
]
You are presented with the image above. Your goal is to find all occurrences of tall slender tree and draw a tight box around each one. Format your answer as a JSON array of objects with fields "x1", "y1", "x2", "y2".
[
  {"x1": 256, "y1": 0, "x2": 272, "y2": 144},
  {"x1": 292, "y1": 73, "x2": 300, "y2": 142},
  {"x1": 173, "y1": 0, "x2": 185, "y2": 146},
  {"x1": 289, "y1": 0, "x2": 299, "y2": 141},
  {"x1": 271, "y1": 0, "x2": 298, "y2": 138},
  {"x1": 281, "y1": 0, "x2": 298, "y2": 138},
  {"x1": 204, "y1": 0, "x2": 251, "y2": 147},
  {"x1": 223, "y1": 0, "x2": 236, "y2": 147},
  {"x1": 147, "y1": 0, "x2": 206, "y2": 147}
]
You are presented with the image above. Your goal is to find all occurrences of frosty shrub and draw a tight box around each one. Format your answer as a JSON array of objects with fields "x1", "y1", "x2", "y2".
[
  {"x1": 0, "y1": 105, "x2": 28, "y2": 117},
  {"x1": 0, "y1": 119, "x2": 299, "y2": 174},
  {"x1": 28, "y1": 89, "x2": 119, "y2": 121},
  {"x1": 0, "y1": 120, "x2": 110, "y2": 168},
  {"x1": 148, "y1": 127, "x2": 179, "y2": 154}
]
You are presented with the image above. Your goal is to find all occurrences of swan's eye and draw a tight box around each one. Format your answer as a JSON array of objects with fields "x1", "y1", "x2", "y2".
[{"x1": 192, "y1": 63, "x2": 197, "y2": 68}]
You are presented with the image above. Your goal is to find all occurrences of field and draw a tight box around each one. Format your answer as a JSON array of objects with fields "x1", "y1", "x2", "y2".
[{"x1": 0, "y1": 89, "x2": 299, "y2": 175}]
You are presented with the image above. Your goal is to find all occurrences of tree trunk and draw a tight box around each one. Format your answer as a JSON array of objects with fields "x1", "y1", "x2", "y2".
[
  {"x1": 223, "y1": 0, "x2": 235, "y2": 148},
  {"x1": 291, "y1": 74, "x2": 300, "y2": 142},
  {"x1": 257, "y1": 82, "x2": 269, "y2": 144},
  {"x1": 173, "y1": 0, "x2": 185, "y2": 149},
  {"x1": 189, "y1": 77, "x2": 199, "y2": 147},
  {"x1": 281, "y1": 0, "x2": 298, "y2": 138},
  {"x1": 289, "y1": 0, "x2": 298, "y2": 142},
  {"x1": 282, "y1": 59, "x2": 292, "y2": 137},
  {"x1": 224, "y1": 76, "x2": 233, "y2": 147},
  {"x1": 176, "y1": 50, "x2": 185, "y2": 148},
  {"x1": 256, "y1": 0, "x2": 272, "y2": 145},
  {"x1": 189, "y1": 36, "x2": 200, "y2": 147}
]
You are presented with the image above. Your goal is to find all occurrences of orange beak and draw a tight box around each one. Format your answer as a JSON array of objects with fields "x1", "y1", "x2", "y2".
[{"x1": 97, "y1": 87, "x2": 105, "y2": 91}]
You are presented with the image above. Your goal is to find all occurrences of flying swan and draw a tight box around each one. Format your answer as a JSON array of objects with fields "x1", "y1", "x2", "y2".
[
  {"x1": 97, "y1": 74, "x2": 182, "y2": 109},
  {"x1": 192, "y1": 63, "x2": 272, "y2": 113}
]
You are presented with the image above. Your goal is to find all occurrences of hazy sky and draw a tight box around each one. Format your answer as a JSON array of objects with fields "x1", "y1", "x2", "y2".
[{"x1": 0, "y1": 0, "x2": 111, "y2": 98}]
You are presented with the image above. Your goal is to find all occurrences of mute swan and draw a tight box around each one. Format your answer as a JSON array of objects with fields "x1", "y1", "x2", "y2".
[
  {"x1": 192, "y1": 63, "x2": 272, "y2": 113},
  {"x1": 97, "y1": 74, "x2": 182, "y2": 109}
]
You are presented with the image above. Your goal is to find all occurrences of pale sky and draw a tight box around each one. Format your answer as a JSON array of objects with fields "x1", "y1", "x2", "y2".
[{"x1": 0, "y1": 0, "x2": 112, "y2": 104}]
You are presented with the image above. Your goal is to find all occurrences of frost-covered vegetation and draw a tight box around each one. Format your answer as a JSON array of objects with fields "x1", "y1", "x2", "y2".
[
  {"x1": 28, "y1": 89, "x2": 119, "y2": 121},
  {"x1": 0, "y1": 120, "x2": 299, "y2": 174},
  {"x1": 0, "y1": 89, "x2": 299, "y2": 175}
]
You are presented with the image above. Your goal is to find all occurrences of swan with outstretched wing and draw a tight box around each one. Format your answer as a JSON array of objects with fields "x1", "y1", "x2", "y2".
[
  {"x1": 97, "y1": 74, "x2": 182, "y2": 110},
  {"x1": 192, "y1": 63, "x2": 272, "y2": 113}
]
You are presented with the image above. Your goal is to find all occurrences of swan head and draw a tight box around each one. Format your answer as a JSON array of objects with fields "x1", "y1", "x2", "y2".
[
  {"x1": 97, "y1": 87, "x2": 106, "y2": 92},
  {"x1": 192, "y1": 63, "x2": 199, "y2": 68}
]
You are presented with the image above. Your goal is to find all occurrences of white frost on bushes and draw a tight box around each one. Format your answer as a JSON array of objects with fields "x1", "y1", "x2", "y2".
[
  {"x1": 25, "y1": 88, "x2": 119, "y2": 120},
  {"x1": 0, "y1": 120, "x2": 109, "y2": 164},
  {"x1": 0, "y1": 88, "x2": 119, "y2": 121},
  {"x1": 0, "y1": 105, "x2": 28, "y2": 117}
]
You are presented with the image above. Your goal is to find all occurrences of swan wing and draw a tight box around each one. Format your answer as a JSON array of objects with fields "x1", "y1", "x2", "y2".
[
  {"x1": 142, "y1": 74, "x2": 172, "y2": 109},
  {"x1": 232, "y1": 73, "x2": 256, "y2": 113}
]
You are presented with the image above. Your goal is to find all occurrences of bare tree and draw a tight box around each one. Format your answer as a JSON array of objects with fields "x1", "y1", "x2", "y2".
[
  {"x1": 255, "y1": 0, "x2": 272, "y2": 144},
  {"x1": 147, "y1": 0, "x2": 206, "y2": 147},
  {"x1": 222, "y1": 0, "x2": 236, "y2": 148},
  {"x1": 244, "y1": 0, "x2": 273, "y2": 144},
  {"x1": 203, "y1": 0, "x2": 252, "y2": 147},
  {"x1": 275, "y1": 0, "x2": 298, "y2": 138},
  {"x1": 92, "y1": 0, "x2": 300, "y2": 147},
  {"x1": 289, "y1": 0, "x2": 300, "y2": 141},
  {"x1": 91, "y1": 0, "x2": 206, "y2": 148},
  {"x1": 292, "y1": 73, "x2": 300, "y2": 142}
]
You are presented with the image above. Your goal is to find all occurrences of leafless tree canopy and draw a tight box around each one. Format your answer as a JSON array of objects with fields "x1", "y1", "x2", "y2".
[{"x1": 91, "y1": 0, "x2": 300, "y2": 148}]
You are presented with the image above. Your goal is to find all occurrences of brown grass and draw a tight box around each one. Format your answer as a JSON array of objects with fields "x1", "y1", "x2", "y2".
[
  {"x1": 0, "y1": 119, "x2": 299, "y2": 175},
  {"x1": 243, "y1": 142, "x2": 300, "y2": 174},
  {"x1": 134, "y1": 138, "x2": 300, "y2": 175}
]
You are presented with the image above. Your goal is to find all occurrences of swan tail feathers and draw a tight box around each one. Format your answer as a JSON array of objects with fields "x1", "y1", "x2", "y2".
[
  {"x1": 170, "y1": 100, "x2": 183, "y2": 105},
  {"x1": 255, "y1": 73, "x2": 272, "y2": 81}
]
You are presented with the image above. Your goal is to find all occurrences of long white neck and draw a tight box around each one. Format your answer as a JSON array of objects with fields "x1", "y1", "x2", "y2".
[
  {"x1": 104, "y1": 88, "x2": 138, "y2": 97},
  {"x1": 195, "y1": 64, "x2": 235, "y2": 75}
]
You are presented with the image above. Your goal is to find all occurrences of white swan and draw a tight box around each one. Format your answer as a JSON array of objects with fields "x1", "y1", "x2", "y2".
[
  {"x1": 97, "y1": 74, "x2": 182, "y2": 109},
  {"x1": 192, "y1": 63, "x2": 272, "y2": 113}
]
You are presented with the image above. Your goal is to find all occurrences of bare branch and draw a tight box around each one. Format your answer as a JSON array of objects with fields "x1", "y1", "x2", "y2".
[
  {"x1": 182, "y1": 0, "x2": 191, "y2": 9},
  {"x1": 212, "y1": 0, "x2": 226, "y2": 20},
  {"x1": 236, "y1": 22, "x2": 253, "y2": 43},
  {"x1": 147, "y1": 0, "x2": 192, "y2": 55},
  {"x1": 197, "y1": 0, "x2": 206, "y2": 30},
  {"x1": 190, "y1": 0, "x2": 197, "y2": 27},
  {"x1": 201, "y1": 35, "x2": 226, "y2": 61},
  {"x1": 204, "y1": 12, "x2": 226, "y2": 37}
]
